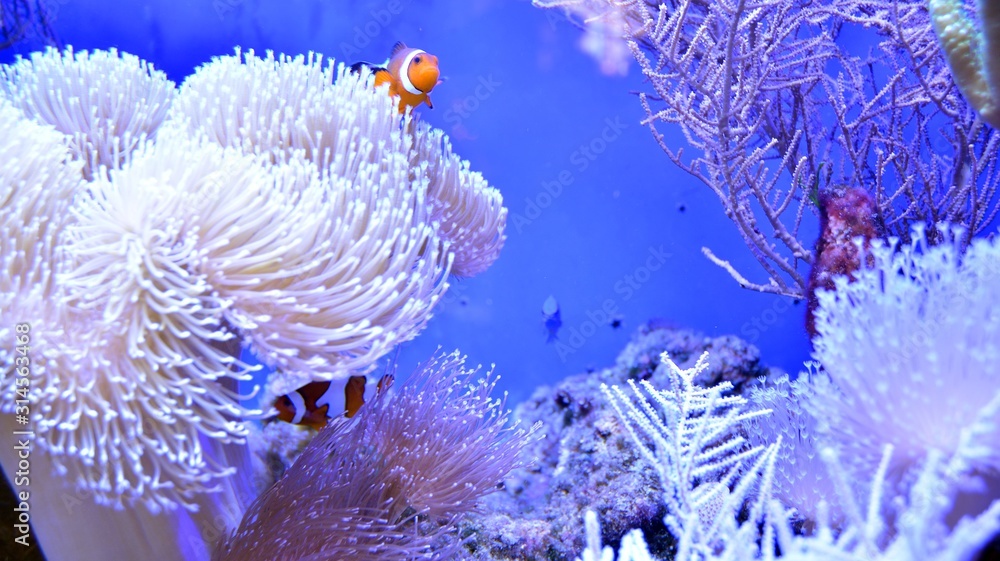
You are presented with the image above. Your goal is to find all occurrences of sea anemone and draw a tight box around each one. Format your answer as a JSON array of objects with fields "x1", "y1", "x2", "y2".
[
  {"x1": 216, "y1": 350, "x2": 536, "y2": 561},
  {"x1": 0, "y1": 45, "x2": 508, "y2": 560},
  {"x1": 53, "y1": 134, "x2": 276, "y2": 510},
  {"x1": 1, "y1": 46, "x2": 175, "y2": 178},
  {"x1": 165, "y1": 48, "x2": 505, "y2": 280},
  {"x1": 414, "y1": 124, "x2": 507, "y2": 277},
  {"x1": 0, "y1": 95, "x2": 82, "y2": 406},
  {"x1": 807, "y1": 224, "x2": 1000, "y2": 487}
]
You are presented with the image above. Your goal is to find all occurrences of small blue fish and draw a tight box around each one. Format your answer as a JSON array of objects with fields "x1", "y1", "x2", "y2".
[{"x1": 542, "y1": 295, "x2": 562, "y2": 343}]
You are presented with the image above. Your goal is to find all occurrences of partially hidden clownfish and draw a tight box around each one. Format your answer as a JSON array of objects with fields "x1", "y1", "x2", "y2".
[
  {"x1": 350, "y1": 41, "x2": 441, "y2": 113},
  {"x1": 273, "y1": 371, "x2": 394, "y2": 431}
]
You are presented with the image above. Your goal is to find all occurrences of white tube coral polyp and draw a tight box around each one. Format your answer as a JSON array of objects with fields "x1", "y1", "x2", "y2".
[{"x1": 809, "y1": 225, "x2": 1000, "y2": 484}]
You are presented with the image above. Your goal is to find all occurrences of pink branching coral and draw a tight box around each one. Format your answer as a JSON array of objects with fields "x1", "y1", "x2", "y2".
[{"x1": 214, "y1": 351, "x2": 536, "y2": 561}]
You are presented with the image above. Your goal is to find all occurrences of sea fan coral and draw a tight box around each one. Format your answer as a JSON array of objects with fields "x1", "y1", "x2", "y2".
[
  {"x1": 215, "y1": 350, "x2": 535, "y2": 561},
  {"x1": 1, "y1": 46, "x2": 175, "y2": 178},
  {"x1": 535, "y1": 0, "x2": 1000, "y2": 299}
]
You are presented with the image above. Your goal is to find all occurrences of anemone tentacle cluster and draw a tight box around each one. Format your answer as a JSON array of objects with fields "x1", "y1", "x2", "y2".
[
  {"x1": 0, "y1": 46, "x2": 507, "y2": 515},
  {"x1": 1, "y1": 46, "x2": 175, "y2": 178}
]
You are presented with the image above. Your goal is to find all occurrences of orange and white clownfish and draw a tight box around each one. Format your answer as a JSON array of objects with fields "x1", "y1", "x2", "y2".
[
  {"x1": 350, "y1": 41, "x2": 441, "y2": 113},
  {"x1": 273, "y1": 373, "x2": 393, "y2": 431}
]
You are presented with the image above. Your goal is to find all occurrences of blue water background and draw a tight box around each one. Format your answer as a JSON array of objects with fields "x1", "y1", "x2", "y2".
[{"x1": 1, "y1": 0, "x2": 814, "y2": 404}]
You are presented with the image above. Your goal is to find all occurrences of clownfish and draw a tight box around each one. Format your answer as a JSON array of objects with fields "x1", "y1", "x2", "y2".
[
  {"x1": 273, "y1": 372, "x2": 394, "y2": 431},
  {"x1": 350, "y1": 41, "x2": 441, "y2": 113}
]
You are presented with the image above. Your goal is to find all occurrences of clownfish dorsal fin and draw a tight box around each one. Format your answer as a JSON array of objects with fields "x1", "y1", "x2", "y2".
[
  {"x1": 350, "y1": 61, "x2": 389, "y2": 74},
  {"x1": 390, "y1": 41, "x2": 408, "y2": 58}
]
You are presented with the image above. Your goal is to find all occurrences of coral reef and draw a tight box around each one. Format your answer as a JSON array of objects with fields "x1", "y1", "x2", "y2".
[
  {"x1": 450, "y1": 326, "x2": 778, "y2": 560},
  {"x1": 584, "y1": 223, "x2": 1000, "y2": 561}
]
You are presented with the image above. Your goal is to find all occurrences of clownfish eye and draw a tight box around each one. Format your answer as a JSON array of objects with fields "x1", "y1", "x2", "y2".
[
  {"x1": 414, "y1": 56, "x2": 422, "y2": 64},
  {"x1": 280, "y1": 396, "x2": 292, "y2": 407}
]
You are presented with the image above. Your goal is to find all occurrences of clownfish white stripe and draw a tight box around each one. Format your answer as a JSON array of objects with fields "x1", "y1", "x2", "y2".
[
  {"x1": 288, "y1": 390, "x2": 307, "y2": 425},
  {"x1": 316, "y1": 382, "x2": 347, "y2": 421},
  {"x1": 398, "y1": 49, "x2": 427, "y2": 95}
]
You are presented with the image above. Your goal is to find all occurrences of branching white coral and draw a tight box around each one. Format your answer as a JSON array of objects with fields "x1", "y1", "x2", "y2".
[
  {"x1": 807, "y1": 224, "x2": 1000, "y2": 486},
  {"x1": 770, "y1": 447, "x2": 1000, "y2": 561},
  {"x1": 590, "y1": 349, "x2": 1000, "y2": 560},
  {"x1": 1, "y1": 46, "x2": 175, "y2": 178},
  {"x1": 602, "y1": 352, "x2": 779, "y2": 557},
  {"x1": 578, "y1": 510, "x2": 649, "y2": 561}
]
